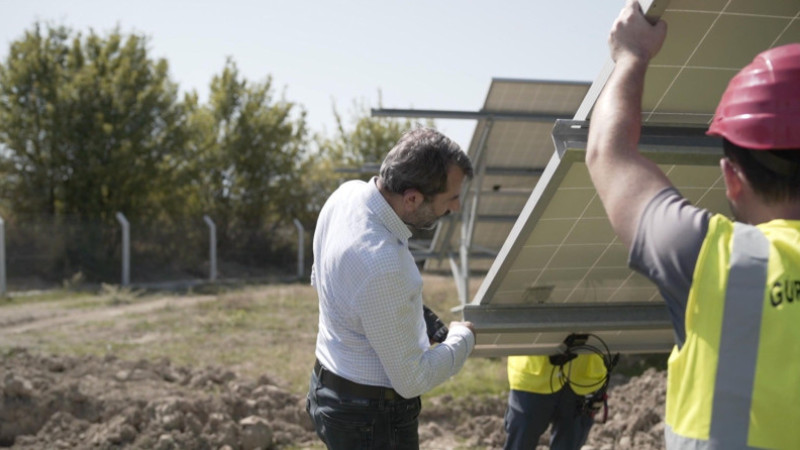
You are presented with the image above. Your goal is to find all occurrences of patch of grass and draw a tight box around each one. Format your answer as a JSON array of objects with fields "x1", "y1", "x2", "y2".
[
  {"x1": 130, "y1": 319, "x2": 158, "y2": 333},
  {"x1": 99, "y1": 283, "x2": 146, "y2": 306},
  {"x1": 62, "y1": 285, "x2": 321, "y2": 392},
  {"x1": 0, "y1": 289, "x2": 95, "y2": 306},
  {"x1": 428, "y1": 356, "x2": 508, "y2": 399},
  {"x1": 61, "y1": 298, "x2": 110, "y2": 309},
  {"x1": 39, "y1": 333, "x2": 117, "y2": 358}
]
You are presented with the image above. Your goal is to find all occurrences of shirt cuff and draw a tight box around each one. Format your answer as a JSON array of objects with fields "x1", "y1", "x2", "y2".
[{"x1": 447, "y1": 324, "x2": 475, "y2": 354}]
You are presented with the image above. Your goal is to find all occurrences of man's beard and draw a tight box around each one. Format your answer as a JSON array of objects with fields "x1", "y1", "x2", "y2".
[{"x1": 404, "y1": 202, "x2": 449, "y2": 231}]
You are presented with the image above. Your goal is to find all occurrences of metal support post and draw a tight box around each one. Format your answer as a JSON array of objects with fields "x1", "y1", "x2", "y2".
[
  {"x1": 115, "y1": 212, "x2": 130, "y2": 286},
  {"x1": 457, "y1": 119, "x2": 493, "y2": 306},
  {"x1": 203, "y1": 215, "x2": 217, "y2": 281},
  {"x1": 449, "y1": 255, "x2": 466, "y2": 311}
]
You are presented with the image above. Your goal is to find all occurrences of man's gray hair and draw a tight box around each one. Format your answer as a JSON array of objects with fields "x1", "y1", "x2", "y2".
[{"x1": 379, "y1": 127, "x2": 473, "y2": 198}]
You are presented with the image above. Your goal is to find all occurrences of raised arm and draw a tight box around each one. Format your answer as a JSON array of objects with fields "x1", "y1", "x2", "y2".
[{"x1": 586, "y1": 0, "x2": 672, "y2": 249}]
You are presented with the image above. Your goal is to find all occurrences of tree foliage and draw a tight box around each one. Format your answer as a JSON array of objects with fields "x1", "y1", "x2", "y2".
[
  {"x1": 0, "y1": 23, "x2": 187, "y2": 222},
  {"x1": 308, "y1": 97, "x2": 431, "y2": 213},
  {"x1": 0, "y1": 22, "x2": 434, "y2": 283},
  {"x1": 329, "y1": 96, "x2": 426, "y2": 168},
  {"x1": 190, "y1": 59, "x2": 308, "y2": 227},
  {"x1": 183, "y1": 59, "x2": 310, "y2": 265}
]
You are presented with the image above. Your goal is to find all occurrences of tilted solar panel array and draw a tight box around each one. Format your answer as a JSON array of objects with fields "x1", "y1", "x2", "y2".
[
  {"x1": 464, "y1": 0, "x2": 800, "y2": 356},
  {"x1": 425, "y1": 79, "x2": 590, "y2": 273}
]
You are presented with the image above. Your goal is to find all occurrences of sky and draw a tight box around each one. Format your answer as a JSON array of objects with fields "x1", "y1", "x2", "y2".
[{"x1": 1, "y1": 1, "x2": 624, "y2": 149}]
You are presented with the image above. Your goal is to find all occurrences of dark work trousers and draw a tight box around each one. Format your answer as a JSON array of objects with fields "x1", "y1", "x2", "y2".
[
  {"x1": 306, "y1": 369, "x2": 422, "y2": 450},
  {"x1": 503, "y1": 386, "x2": 594, "y2": 450}
]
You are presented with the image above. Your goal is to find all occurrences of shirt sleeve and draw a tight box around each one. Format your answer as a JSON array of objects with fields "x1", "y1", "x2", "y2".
[
  {"x1": 629, "y1": 187, "x2": 711, "y2": 348},
  {"x1": 356, "y1": 270, "x2": 474, "y2": 399}
]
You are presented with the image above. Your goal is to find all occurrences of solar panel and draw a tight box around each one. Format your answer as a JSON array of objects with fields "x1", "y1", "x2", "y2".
[
  {"x1": 576, "y1": 0, "x2": 800, "y2": 123},
  {"x1": 465, "y1": 123, "x2": 724, "y2": 356},
  {"x1": 465, "y1": 0, "x2": 799, "y2": 356},
  {"x1": 424, "y1": 79, "x2": 590, "y2": 279}
]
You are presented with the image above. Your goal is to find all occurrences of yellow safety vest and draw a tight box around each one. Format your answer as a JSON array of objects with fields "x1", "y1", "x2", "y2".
[
  {"x1": 665, "y1": 216, "x2": 800, "y2": 449},
  {"x1": 507, "y1": 354, "x2": 607, "y2": 396}
]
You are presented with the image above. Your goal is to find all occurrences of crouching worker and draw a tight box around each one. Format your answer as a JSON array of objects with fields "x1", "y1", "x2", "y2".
[{"x1": 503, "y1": 354, "x2": 609, "y2": 450}]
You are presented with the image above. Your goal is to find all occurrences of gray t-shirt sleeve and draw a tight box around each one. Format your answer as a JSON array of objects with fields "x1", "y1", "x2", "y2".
[{"x1": 629, "y1": 187, "x2": 712, "y2": 348}]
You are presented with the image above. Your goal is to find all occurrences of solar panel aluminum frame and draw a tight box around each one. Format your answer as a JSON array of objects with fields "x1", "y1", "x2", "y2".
[
  {"x1": 463, "y1": 303, "x2": 673, "y2": 357},
  {"x1": 466, "y1": 119, "x2": 724, "y2": 355}
]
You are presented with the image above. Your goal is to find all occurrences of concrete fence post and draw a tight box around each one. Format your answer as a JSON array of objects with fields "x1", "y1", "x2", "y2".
[
  {"x1": 115, "y1": 212, "x2": 130, "y2": 286},
  {"x1": 0, "y1": 216, "x2": 6, "y2": 296},
  {"x1": 293, "y1": 218, "x2": 304, "y2": 279},
  {"x1": 203, "y1": 215, "x2": 217, "y2": 281}
]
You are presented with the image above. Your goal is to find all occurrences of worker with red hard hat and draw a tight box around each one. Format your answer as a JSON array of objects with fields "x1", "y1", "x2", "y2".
[
  {"x1": 586, "y1": 0, "x2": 800, "y2": 448},
  {"x1": 708, "y1": 42, "x2": 800, "y2": 151}
]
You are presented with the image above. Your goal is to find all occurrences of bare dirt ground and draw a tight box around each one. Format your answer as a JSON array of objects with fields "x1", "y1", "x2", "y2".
[{"x1": 0, "y1": 285, "x2": 669, "y2": 449}]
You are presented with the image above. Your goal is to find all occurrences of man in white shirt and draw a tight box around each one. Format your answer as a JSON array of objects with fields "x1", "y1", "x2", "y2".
[{"x1": 306, "y1": 127, "x2": 477, "y2": 449}]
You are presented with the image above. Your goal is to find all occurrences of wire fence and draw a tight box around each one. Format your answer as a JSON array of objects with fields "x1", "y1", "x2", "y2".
[{"x1": 1, "y1": 214, "x2": 310, "y2": 293}]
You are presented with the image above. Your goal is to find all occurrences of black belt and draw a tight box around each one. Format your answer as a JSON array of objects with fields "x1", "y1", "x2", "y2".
[{"x1": 314, "y1": 359, "x2": 401, "y2": 400}]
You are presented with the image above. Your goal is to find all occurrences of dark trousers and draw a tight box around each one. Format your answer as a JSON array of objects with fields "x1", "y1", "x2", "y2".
[
  {"x1": 503, "y1": 387, "x2": 594, "y2": 450},
  {"x1": 306, "y1": 368, "x2": 421, "y2": 450}
]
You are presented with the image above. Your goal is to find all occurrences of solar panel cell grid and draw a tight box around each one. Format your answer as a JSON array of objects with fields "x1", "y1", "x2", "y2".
[
  {"x1": 424, "y1": 80, "x2": 590, "y2": 274},
  {"x1": 464, "y1": 0, "x2": 796, "y2": 355}
]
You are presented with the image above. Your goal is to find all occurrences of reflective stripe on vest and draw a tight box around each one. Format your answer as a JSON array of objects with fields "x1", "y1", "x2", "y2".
[
  {"x1": 666, "y1": 424, "x2": 711, "y2": 450},
  {"x1": 666, "y1": 223, "x2": 769, "y2": 450},
  {"x1": 710, "y1": 223, "x2": 768, "y2": 448}
]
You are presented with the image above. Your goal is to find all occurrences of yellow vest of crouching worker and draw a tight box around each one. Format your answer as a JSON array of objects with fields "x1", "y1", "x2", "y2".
[
  {"x1": 507, "y1": 354, "x2": 607, "y2": 396},
  {"x1": 665, "y1": 215, "x2": 800, "y2": 449}
]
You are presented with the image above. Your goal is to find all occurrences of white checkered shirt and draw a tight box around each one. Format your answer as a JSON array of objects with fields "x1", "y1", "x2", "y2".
[{"x1": 311, "y1": 177, "x2": 474, "y2": 399}]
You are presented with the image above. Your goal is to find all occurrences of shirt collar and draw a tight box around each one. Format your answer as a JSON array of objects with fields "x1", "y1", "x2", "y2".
[{"x1": 367, "y1": 177, "x2": 412, "y2": 243}]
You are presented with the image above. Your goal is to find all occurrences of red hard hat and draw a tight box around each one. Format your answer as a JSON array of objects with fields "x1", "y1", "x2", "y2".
[{"x1": 706, "y1": 43, "x2": 800, "y2": 150}]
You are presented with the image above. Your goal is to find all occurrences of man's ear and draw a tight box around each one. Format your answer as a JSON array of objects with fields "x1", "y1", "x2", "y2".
[
  {"x1": 721, "y1": 157, "x2": 744, "y2": 201},
  {"x1": 402, "y1": 189, "x2": 424, "y2": 212}
]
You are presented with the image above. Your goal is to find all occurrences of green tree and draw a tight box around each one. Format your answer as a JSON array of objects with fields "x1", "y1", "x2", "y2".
[
  {"x1": 308, "y1": 97, "x2": 431, "y2": 213},
  {"x1": 188, "y1": 59, "x2": 309, "y2": 266},
  {"x1": 0, "y1": 23, "x2": 189, "y2": 281},
  {"x1": 0, "y1": 23, "x2": 188, "y2": 222},
  {"x1": 330, "y1": 96, "x2": 424, "y2": 169}
]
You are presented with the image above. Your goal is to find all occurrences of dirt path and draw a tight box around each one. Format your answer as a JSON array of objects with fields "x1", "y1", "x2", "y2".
[{"x1": 0, "y1": 294, "x2": 216, "y2": 337}]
